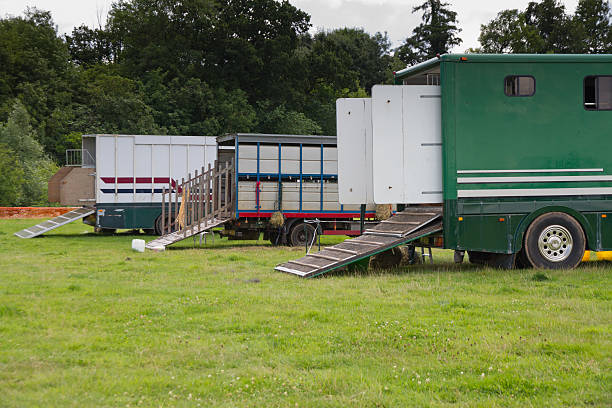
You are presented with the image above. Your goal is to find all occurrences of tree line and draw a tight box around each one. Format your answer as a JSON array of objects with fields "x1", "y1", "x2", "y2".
[{"x1": 0, "y1": 0, "x2": 610, "y2": 205}]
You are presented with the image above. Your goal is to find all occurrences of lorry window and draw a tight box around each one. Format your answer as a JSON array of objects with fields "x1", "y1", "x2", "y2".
[
  {"x1": 584, "y1": 76, "x2": 612, "y2": 110},
  {"x1": 504, "y1": 76, "x2": 535, "y2": 97}
]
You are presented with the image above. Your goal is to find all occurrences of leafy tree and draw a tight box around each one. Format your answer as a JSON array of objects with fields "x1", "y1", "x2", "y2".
[
  {"x1": 0, "y1": 143, "x2": 24, "y2": 206},
  {"x1": 65, "y1": 25, "x2": 116, "y2": 66},
  {"x1": 479, "y1": 9, "x2": 545, "y2": 53},
  {"x1": 0, "y1": 101, "x2": 57, "y2": 205},
  {"x1": 0, "y1": 8, "x2": 80, "y2": 161},
  {"x1": 479, "y1": 0, "x2": 612, "y2": 53},
  {"x1": 306, "y1": 29, "x2": 399, "y2": 94},
  {"x1": 573, "y1": 0, "x2": 612, "y2": 52},
  {"x1": 396, "y1": 0, "x2": 462, "y2": 65},
  {"x1": 255, "y1": 102, "x2": 321, "y2": 135},
  {"x1": 524, "y1": 0, "x2": 573, "y2": 52}
]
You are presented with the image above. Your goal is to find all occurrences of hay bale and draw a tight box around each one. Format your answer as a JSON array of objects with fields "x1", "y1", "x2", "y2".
[
  {"x1": 376, "y1": 204, "x2": 392, "y2": 221},
  {"x1": 270, "y1": 211, "x2": 285, "y2": 228}
]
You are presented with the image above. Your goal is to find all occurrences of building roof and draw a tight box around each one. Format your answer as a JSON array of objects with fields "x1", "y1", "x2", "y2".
[{"x1": 394, "y1": 53, "x2": 612, "y2": 81}]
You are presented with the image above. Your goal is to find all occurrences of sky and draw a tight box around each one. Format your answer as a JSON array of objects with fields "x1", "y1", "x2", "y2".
[{"x1": 1, "y1": 0, "x2": 581, "y2": 50}]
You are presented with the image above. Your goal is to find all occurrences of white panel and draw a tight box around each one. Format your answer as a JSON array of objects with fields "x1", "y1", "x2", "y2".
[
  {"x1": 240, "y1": 159, "x2": 258, "y2": 173},
  {"x1": 186, "y1": 145, "x2": 203, "y2": 175},
  {"x1": 204, "y1": 136, "x2": 217, "y2": 146},
  {"x1": 95, "y1": 135, "x2": 217, "y2": 205},
  {"x1": 302, "y1": 146, "x2": 320, "y2": 161},
  {"x1": 336, "y1": 98, "x2": 374, "y2": 205},
  {"x1": 281, "y1": 160, "x2": 300, "y2": 174},
  {"x1": 115, "y1": 136, "x2": 134, "y2": 203},
  {"x1": 401, "y1": 86, "x2": 442, "y2": 203},
  {"x1": 171, "y1": 136, "x2": 208, "y2": 145},
  {"x1": 323, "y1": 147, "x2": 337, "y2": 161},
  {"x1": 323, "y1": 160, "x2": 337, "y2": 174},
  {"x1": 134, "y1": 135, "x2": 171, "y2": 145},
  {"x1": 372, "y1": 86, "x2": 404, "y2": 203},
  {"x1": 205, "y1": 144, "x2": 217, "y2": 169},
  {"x1": 259, "y1": 145, "x2": 278, "y2": 160},
  {"x1": 281, "y1": 146, "x2": 300, "y2": 160},
  {"x1": 134, "y1": 144, "x2": 152, "y2": 203},
  {"x1": 259, "y1": 159, "x2": 278, "y2": 174},
  {"x1": 302, "y1": 161, "x2": 321, "y2": 174},
  {"x1": 96, "y1": 135, "x2": 116, "y2": 203},
  {"x1": 171, "y1": 144, "x2": 188, "y2": 184},
  {"x1": 371, "y1": 85, "x2": 442, "y2": 204},
  {"x1": 238, "y1": 144, "x2": 257, "y2": 159},
  {"x1": 153, "y1": 144, "x2": 170, "y2": 202}
]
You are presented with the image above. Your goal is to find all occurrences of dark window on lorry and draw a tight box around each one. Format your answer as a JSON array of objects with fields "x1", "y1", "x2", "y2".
[
  {"x1": 504, "y1": 76, "x2": 535, "y2": 97},
  {"x1": 584, "y1": 76, "x2": 612, "y2": 110}
]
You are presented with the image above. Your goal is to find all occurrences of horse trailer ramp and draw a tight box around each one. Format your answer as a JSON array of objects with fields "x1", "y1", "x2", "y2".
[
  {"x1": 275, "y1": 207, "x2": 442, "y2": 278},
  {"x1": 14, "y1": 207, "x2": 95, "y2": 238}
]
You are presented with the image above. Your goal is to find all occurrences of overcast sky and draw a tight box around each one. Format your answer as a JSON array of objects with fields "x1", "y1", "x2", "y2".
[{"x1": 1, "y1": 0, "x2": 581, "y2": 50}]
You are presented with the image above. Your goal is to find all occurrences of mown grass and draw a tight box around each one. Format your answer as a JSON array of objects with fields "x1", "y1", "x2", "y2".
[{"x1": 0, "y1": 219, "x2": 610, "y2": 407}]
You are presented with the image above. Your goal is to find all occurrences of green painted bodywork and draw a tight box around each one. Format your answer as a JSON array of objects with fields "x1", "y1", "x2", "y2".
[
  {"x1": 95, "y1": 203, "x2": 163, "y2": 230},
  {"x1": 396, "y1": 54, "x2": 612, "y2": 253}
]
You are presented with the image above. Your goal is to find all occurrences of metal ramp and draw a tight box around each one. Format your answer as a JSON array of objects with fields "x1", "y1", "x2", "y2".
[
  {"x1": 14, "y1": 207, "x2": 95, "y2": 239},
  {"x1": 275, "y1": 207, "x2": 442, "y2": 278},
  {"x1": 145, "y1": 217, "x2": 230, "y2": 249}
]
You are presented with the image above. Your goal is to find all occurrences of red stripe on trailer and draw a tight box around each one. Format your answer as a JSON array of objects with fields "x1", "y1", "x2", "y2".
[
  {"x1": 322, "y1": 230, "x2": 360, "y2": 235},
  {"x1": 101, "y1": 177, "x2": 176, "y2": 186},
  {"x1": 238, "y1": 212, "x2": 376, "y2": 219}
]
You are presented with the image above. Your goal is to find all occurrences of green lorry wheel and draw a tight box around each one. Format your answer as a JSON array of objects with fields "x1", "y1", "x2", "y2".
[{"x1": 524, "y1": 212, "x2": 585, "y2": 269}]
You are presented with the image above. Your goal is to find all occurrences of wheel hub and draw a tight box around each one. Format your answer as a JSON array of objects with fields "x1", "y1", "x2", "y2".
[{"x1": 538, "y1": 225, "x2": 572, "y2": 262}]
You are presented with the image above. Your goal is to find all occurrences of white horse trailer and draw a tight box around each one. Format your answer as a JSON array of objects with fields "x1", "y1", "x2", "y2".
[{"x1": 16, "y1": 134, "x2": 217, "y2": 238}]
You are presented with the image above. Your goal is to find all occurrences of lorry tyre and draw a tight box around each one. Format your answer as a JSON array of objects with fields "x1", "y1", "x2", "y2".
[
  {"x1": 524, "y1": 212, "x2": 585, "y2": 269},
  {"x1": 289, "y1": 222, "x2": 316, "y2": 247},
  {"x1": 154, "y1": 215, "x2": 174, "y2": 236}
]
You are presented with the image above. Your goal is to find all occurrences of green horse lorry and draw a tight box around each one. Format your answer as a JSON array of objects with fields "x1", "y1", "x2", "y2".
[{"x1": 277, "y1": 54, "x2": 612, "y2": 276}]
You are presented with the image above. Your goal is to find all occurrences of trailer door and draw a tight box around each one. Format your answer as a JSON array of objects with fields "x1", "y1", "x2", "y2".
[{"x1": 371, "y1": 85, "x2": 442, "y2": 204}]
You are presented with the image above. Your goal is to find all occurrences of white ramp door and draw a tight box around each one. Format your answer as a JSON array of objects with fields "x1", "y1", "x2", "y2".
[
  {"x1": 372, "y1": 85, "x2": 442, "y2": 204},
  {"x1": 336, "y1": 98, "x2": 374, "y2": 205}
]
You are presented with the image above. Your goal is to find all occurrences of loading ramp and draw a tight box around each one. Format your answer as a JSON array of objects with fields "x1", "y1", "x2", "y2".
[
  {"x1": 145, "y1": 217, "x2": 230, "y2": 249},
  {"x1": 145, "y1": 160, "x2": 234, "y2": 250},
  {"x1": 275, "y1": 207, "x2": 442, "y2": 278},
  {"x1": 14, "y1": 207, "x2": 95, "y2": 239}
]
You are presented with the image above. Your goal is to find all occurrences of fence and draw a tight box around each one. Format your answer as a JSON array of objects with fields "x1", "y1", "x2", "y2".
[{"x1": 160, "y1": 160, "x2": 234, "y2": 237}]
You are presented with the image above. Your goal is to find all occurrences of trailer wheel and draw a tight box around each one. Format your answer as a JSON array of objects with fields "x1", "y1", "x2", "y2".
[
  {"x1": 154, "y1": 215, "x2": 174, "y2": 236},
  {"x1": 289, "y1": 222, "x2": 316, "y2": 247},
  {"x1": 524, "y1": 212, "x2": 585, "y2": 269}
]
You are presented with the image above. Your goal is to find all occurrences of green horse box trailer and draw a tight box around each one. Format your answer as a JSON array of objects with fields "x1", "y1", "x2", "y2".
[{"x1": 276, "y1": 54, "x2": 612, "y2": 276}]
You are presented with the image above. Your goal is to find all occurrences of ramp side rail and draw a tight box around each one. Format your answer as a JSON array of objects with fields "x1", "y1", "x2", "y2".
[{"x1": 160, "y1": 159, "x2": 234, "y2": 238}]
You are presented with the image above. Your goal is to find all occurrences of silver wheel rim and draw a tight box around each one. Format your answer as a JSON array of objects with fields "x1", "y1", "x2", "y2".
[{"x1": 538, "y1": 225, "x2": 572, "y2": 262}]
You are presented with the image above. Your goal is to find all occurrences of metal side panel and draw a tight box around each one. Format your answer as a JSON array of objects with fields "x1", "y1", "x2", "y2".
[
  {"x1": 13, "y1": 207, "x2": 95, "y2": 238},
  {"x1": 372, "y1": 85, "x2": 404, "y2": 204},
  {"x1": 274, "y1": 207, "x2": 442, "y2": 278},
  {"x1": 402, "y1": 86, "x2": 443, "y2": 204},
  {"x1": 336, "y1": 98, "x2": 374, "y2": 205}
]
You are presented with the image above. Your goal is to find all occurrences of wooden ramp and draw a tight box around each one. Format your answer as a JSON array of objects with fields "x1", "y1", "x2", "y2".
[
  {"x1": 145, "y1": 217, "x2": 230, "y2": 249},
  {"x1": 146, "y1": 160, "x2": 234, "y2": 250},
  {"x1": 14, "y1": 207, "x2": 95, "y2": 239},
  {"x1": 275, "y1": 207, "x2": 442, "y2": 278}
]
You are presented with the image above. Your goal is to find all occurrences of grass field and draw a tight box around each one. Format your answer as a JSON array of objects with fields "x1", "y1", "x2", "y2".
[{"x1": 0, "y1": 219, "x2": 610, "y2": 407}]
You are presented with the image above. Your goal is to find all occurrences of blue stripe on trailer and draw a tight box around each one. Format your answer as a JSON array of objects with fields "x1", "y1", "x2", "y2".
[
  {"x1": 320, "y1": 144, "x2": 324, "y2": 211},
  {"x1": 256, "y1": 141, "x2": 260, "y2": 211},
  {"x1": 278, "y1": 143, "x2": 282, "y2": 211},
  {"x1": 237, "y1": 173, "x2": 337, "y2": 179}
]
